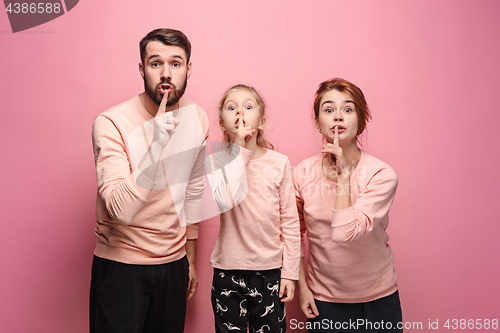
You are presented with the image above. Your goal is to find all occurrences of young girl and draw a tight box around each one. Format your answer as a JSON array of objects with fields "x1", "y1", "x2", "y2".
[
  {"x1": 294, "y1": 78, "x2": 402, "y2": 332},
  {"x1": 205, "y1": 84, "x2": 300, "y2": 333}
]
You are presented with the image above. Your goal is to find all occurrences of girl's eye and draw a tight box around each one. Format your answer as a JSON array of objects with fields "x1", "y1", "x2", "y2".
[
  {"x1": 245, "y1": 105, "x2": 252, "y2": 110},
  {"x1": 228, "y1": 106, "x2": 235, "y2": 111}
]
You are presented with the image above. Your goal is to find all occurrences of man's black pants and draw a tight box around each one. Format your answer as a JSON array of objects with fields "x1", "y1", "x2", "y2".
[{"x1": 90, "y1": 255, "x2": 189, "y2": 333}]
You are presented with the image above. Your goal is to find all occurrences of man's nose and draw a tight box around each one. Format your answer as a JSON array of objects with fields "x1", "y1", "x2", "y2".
[{"x1": 161, "y1": 65, "x2": 171, "y2": 81}]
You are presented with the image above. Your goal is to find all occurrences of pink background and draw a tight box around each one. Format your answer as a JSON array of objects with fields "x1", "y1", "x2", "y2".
[{"x1": 1, "y1": 0, "x2": 500, "y2": 332}]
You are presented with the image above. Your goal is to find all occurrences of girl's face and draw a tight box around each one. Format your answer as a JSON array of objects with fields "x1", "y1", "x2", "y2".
[
  {"x1": 220, "y1": 89, "x2": 264, "y2": 138},
  {"x1": 316, "y1": 89, "x2": 359, "y2": 145}
]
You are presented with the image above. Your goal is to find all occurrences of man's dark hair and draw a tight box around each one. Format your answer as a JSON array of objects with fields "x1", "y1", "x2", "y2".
[{"x1": 140, "y1": 28, "x2": 192, "y2": 64}]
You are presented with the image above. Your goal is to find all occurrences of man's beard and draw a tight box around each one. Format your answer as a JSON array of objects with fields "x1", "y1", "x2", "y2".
[{"x1": 144, "y1": 74, "x2": 188, "y2": 107}]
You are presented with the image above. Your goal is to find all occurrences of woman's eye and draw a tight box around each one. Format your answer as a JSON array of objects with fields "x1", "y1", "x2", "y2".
[
  {"x1": 325, "y1": 108, "x2": 333, "y2": 113},
  {"x1": 345, "y1": 108, "x2": 352, "y2": 113}
]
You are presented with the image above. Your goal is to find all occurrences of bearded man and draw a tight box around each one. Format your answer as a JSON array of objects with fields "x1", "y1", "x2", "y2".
[{"x1": 89, "y1": 28, "x2": 208, "y2": 333}]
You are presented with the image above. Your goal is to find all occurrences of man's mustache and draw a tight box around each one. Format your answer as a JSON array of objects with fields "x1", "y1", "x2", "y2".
[{"x1": 157, "y1": 80, "x2": 177, "y2": 90}]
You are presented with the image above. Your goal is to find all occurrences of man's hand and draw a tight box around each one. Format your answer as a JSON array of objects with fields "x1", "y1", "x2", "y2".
[
  {"x1": 136, "y1": 91, "x2": 180, "y2": 184},
  {"x1": 187, "y1": 264, "x2": 198, "y2": 300},
  {"x1": 186, "y1": 239, "x2": 198, "y2": 300},
  {"x1": 153, "y1": 90, "x2": 180, "y2": 148}
]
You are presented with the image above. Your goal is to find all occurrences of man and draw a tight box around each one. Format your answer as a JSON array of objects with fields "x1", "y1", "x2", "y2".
[{"x1": 90, "y1": 28, "x2": 209, "y2": 333}]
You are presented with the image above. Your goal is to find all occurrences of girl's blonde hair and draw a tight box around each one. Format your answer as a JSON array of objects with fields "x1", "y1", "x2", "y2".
[{"x1": 218, "y1": 84, "x2": 274, "y2": 150}]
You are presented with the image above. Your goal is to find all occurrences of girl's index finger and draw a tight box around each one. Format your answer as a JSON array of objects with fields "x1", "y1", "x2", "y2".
[{"x1": 238, "y1": 112, "x2": 244, "y2": 128}]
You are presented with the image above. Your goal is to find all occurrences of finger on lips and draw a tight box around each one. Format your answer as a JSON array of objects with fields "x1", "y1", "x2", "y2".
[
  {"x1": 334, "y1": 126, "x2": 340, "y2": 146},
  {"x1": 157, "y1": 90, "x2": 169, "y2": 116},
  {"x1": 238, "y1": 113, "x2": 244, "y2": 128}
]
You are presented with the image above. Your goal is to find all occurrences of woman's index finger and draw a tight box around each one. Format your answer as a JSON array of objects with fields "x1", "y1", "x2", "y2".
[{"x1": 334, "y1": 126, "x2": 339, "y2": 146}]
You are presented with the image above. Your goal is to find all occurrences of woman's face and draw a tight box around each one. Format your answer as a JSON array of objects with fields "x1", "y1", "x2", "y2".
[{"x1": 316, "y1": 89, "x2": 359, "y2": 145}]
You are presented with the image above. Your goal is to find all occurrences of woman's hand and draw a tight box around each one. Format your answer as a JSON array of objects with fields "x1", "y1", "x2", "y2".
[
  {"x1": 279, "y1": 278, "x2": 295, "y2": 302},
  {"x1": 321, "y1": 127, "x2": 350, "y2": 178},
  {"x1": 297, "y1": 282, "x2": 319, "y2": 318},
  {"x1": 234, "y1": 113, "x2": 255, "y2": 148}
]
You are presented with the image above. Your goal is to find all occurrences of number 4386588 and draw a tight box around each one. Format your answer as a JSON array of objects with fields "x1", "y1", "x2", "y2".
[
  {"x1": 444, "y1": 319, "x2": 498, "y2": 330},
  {"x1": 5, "y1": 3, "x2": 62, "y2": 14}
]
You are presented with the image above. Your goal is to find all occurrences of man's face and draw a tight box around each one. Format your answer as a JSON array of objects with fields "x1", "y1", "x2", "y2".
[{"x1": 139, "y1": 41, "x2": 191, "y2": 107}]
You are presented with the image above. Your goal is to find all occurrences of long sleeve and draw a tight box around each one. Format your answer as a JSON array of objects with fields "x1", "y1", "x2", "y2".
[
  {"x1": 205, "y1": 145, "x2": 253, "y2": 213},
  {"x1": 184, "y1": 140, "x2": 207, "y2": 240},
  {"x1": 184, "y1": 139, "x2": 207, "y2": 223},
  {"x1": 184, "y1": 108, "x2": 210, "y2": 238},
  {"x1": 293, "y1": 167, "x2": 307, "y2": 258},
  {"x1": 92, "y1": 115, "x2": 155, "y2": 225},
  {"x1": 279, "y1": 159, "x2": 301, "y2": 280},
  {"x1": 331, "y1": 167, "x2": 398, "y2": 243}
]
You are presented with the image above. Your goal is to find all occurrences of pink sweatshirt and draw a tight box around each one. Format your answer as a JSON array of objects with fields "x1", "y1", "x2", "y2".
[
  {"x1": 92, "y1": 95, "x2": 209, "y2": 265},
  {"x1": 293, "y1": 150, "x2": 399, "y2": 302},
  {"x1": 206, "y1": 146, "x2": 301, "y2": 280}
]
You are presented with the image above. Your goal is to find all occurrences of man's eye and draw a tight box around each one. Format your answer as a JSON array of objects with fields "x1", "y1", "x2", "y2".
[
  {"x1": 172, "y1": 62, "x2": 180, "y2": 68},
  {"x1": 152, "y1": 62, "x2": 160, "y2": 67}
]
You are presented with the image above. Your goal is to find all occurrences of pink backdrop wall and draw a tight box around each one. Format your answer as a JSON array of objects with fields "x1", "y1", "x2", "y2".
[{"x1": 1, "y1": 0, "x2": 500, "y2": 332}]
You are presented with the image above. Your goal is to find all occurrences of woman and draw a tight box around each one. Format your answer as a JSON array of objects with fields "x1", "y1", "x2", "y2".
[{"x1": 293, "y1": 78, "x2": 402, "y2": 332}]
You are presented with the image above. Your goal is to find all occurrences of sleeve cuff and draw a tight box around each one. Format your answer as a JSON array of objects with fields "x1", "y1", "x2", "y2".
[
  {"x1": 186, "y1": 224, "x2": 199, "y2": 240},
  {"x1": 281, "y1": 271, "x2": 300, "y2": 281},
  {"x1": 331, "y1": 206, "x2": 355, "y2": 228},
  {"x1": 185, "y1": 197, "x2": 203, "y2": 224},
  {"x1": 127, "y1": 169, "x2": 155, "y2": 200}
]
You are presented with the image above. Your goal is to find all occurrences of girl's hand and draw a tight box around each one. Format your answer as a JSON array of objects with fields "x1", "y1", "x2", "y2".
[
  {"x1": 321, "y1": 126, "x2": 350, "y2": 177},
  {"x1": 234, "y1": 113, "x2": 255, "y2": 148},
  {"x1": 279, "y1": 278, "x2": 295, "y2": 303},
  {"x1": 297, "y1": 283, "x2": 319, "y2": 318}
]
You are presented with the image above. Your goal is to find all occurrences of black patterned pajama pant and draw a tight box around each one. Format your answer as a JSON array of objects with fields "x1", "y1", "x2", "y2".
[{"x1": 211, "y1": 268, "x2": 287, "y2": 333}]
